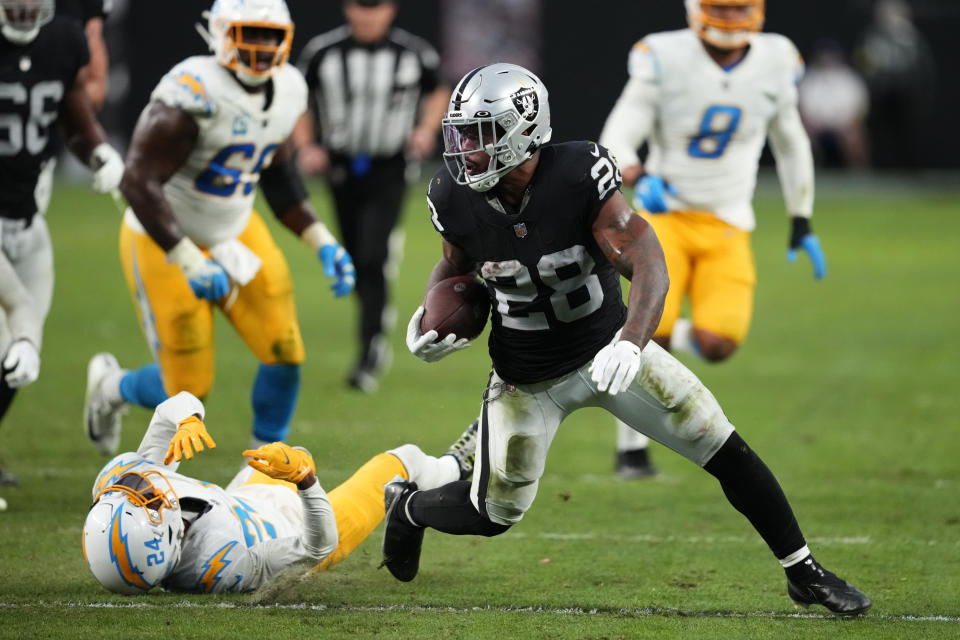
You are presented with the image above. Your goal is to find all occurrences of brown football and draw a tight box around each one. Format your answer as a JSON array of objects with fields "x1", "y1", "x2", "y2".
[{"x1": 420, "y1": 275, "x2": 491, "y2": 341}]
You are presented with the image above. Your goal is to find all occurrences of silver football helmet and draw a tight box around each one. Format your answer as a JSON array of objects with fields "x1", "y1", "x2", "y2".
[
  {"x1": 82, "y1": 470, "x2": 184, "y2": 594},
  {"x1": 0, "y1": 0, "x2": 54, "y2": 45},
  {"x1": 442, "y1": 63, "x2": 552, "y2": 192}
]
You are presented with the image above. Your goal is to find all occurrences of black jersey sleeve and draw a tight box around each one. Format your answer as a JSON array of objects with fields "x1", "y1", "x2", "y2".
[
  {"x1": 569, "y1": 141, "x2": 623, "y2": 224},
  {"x1": 536, "y1": 142, "x2": 624, "y2": 234},
  {"x1": 35, "y1": 18, "x2": 90, "y2": 89},
  {"x1": 83, "y1": 0, "x2": 110, "y2": 20},
  {"x1": 66, "y1": 18, "x2": 91, "y2": 80},
  {"x1": 54, "y1": 0, "x2": 109, "y2": 23},
  {"x1": 425, "y1": 167, "x2": 472, "y2": 247}
]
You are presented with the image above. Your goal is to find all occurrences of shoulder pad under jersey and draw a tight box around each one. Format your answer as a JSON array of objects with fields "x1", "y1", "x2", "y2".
[{"x1": 151, "y1": 56, "x2": 220, "y2": 116}]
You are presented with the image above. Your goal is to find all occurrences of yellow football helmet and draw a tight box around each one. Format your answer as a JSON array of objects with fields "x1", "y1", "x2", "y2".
[{"x1": 686, "y1": 0, "x2": 765, "y2": 50}]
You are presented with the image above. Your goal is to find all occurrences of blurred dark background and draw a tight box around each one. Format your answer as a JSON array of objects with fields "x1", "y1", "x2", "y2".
[{"x1": 105, "y1": 0, "x2": 957, "y2": 169}]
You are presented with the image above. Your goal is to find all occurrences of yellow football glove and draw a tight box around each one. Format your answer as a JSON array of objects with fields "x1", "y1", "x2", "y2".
[
  {"x1": 241, "y1": 442, "x2": 315, "y2": 484},
  {"x1": 164, "y1": 415, "x2": 216, "y2": 465}
]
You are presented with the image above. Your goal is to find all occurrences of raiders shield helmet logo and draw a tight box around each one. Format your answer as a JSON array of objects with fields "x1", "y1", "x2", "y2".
[{"x1": 511, "y1": 87, "x2": 539, "y2": 122}]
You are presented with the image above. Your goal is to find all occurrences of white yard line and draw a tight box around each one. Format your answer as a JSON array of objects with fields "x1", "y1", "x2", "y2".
[
  {"x1": 1, "y1": 601, "x2": 958, "y2": 622},
  {"x1": 509, "y1": 532, "x2": 875, "y2": 545},
  {"x1": 510, "y1": 531, "x2": 958, "y2": 546}
]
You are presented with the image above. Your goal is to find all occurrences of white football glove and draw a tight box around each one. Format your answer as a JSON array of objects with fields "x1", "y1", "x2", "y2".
[
  {"x1": 589, "y1": 339, "x2": 642, "y2": 396},
  {"x1": 3, "y1": 339, "x2": 40, "y2": 388},
  {"x1": 90, "y1": 143, "x2": 124, "y2": 194},
  {"x1": 406, "y1": 305, "x2": 471, "y2": 363}
]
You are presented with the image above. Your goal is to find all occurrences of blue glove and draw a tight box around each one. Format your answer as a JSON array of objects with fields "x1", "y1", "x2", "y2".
[
  {"x1": 318, "y1": 243, "x2": 356, "y2": 297},
  {"x1": 632, "y1": 174, "x2": 678, "y2": 213},
  {"x1": 786, "y1": 216, "x2": 827, "y2": 280},
  {"x1": 187, "y1": 260, "x2": 231, "y2": 301}
]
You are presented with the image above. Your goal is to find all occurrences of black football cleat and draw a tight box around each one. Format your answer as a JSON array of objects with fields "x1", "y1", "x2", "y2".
[
  {"x1": 380, "y1": 476, "x2": 424, "y2": 582},
  {"x1": 615, "y1": 448, "x2": 659, "y2": 479},
  {"x1": 346, "y1": 364, "x2": 378, "y2": 394},
  {"x1": 0, "y1": 467, "x2": 19, "y2": 487},
  {"x1": 787, "y1": 570, "x2": 872, "y2": 616}
]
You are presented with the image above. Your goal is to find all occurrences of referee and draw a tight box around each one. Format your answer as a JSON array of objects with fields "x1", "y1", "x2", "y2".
[{"x1": 295, "y1": 0, "x2": 449, "y2": 393}]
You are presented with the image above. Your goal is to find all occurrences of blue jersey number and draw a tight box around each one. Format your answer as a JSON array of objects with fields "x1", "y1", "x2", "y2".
[
  {"x1": 688, "y1": 106, "x2": 741, "y2": 159},
  {"x1": 232, "y1": 498, "x2": 278, "y2": 548},
  {"x1": 246, "y1": 143, "x2": 280, "y2": 195},
  {"x1": 195, "y1": 143, "x2": 280, "y2": 197}
]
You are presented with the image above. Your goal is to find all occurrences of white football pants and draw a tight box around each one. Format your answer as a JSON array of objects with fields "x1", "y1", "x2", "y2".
[
  {"x1": 0, "y1": 216, "x2": 53, "y2": 354},
  {"x1": 470, "y1": 341, "x2": 735, "y2": 525}
]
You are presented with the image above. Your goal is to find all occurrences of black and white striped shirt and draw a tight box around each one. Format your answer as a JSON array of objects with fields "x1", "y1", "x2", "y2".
[{"x1": 298, "y1": 26, "x2": 440, "y2": 158}]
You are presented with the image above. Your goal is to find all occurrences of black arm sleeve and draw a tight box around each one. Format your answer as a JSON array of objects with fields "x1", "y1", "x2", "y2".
[
  {"x1": 85, "y1": 0, "x2": 110, "y2": 20},
  {"x1": 260, "y1": 160, "x2": 309, "y2": 218},
  {"x1": 789, "y1": 216, "x2": 812, "y2": 249}
]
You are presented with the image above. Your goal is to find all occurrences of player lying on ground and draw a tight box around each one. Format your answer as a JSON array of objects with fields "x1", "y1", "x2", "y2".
[
  {"x1": 383, "y1": 62, "x2": 871, "y2": 616},
  {"x1": 82, "y1": 391, "x2": 476, "y2": 594}
]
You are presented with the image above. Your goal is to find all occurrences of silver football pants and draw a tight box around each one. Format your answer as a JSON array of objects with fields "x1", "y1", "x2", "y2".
[
  {"x1": 470, "y1": 341, "x2": 735, "y2": 525},
  {"x1": 0, "y1": 216, "x2": 53, "y2": 353}
]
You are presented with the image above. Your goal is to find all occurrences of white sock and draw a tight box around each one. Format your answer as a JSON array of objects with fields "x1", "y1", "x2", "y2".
[
  {"x1": 102, "y1": 369, "x2": 127, "y2": 406},
  {"x1": 616, "y1": 420, "x2": 649, "y2": 451},
  {"x1": 438, "y1": 454, "x2": 461, "y2": 482},
  {"x1": 669, "y1": 318, "x2": 703, "y2": 359},
  {"x1": 388, "y1": 444, "x2": 460, "y2": 489}
]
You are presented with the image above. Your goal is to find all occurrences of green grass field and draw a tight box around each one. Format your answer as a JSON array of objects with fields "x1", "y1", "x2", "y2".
[{"x1": 1, "y1": 172, "x2": 958, "y2": 638}]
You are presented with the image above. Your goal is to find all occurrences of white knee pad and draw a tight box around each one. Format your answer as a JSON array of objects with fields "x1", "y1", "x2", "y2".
[{"x1": 483, "y1": 500, "x2": 526, "y2": 526}]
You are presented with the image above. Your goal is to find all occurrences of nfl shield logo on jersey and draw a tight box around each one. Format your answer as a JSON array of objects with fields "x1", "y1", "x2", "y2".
[
  {"x1": 513, "y1": 223, "x2": 528, "y2": 238},
  {"x1": 232, "y1": 115, "x2": 249, "y2": 135}
]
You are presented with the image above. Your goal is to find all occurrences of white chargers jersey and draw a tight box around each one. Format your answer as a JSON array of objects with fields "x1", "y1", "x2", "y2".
[
  {"x1": 90, "y1": 393, "x2": 336, "y2": 594},
  {"x1": 125, "y1": 56, "x2": 308, "y2": 248},
  {"x1": 599, "y1": 29, "x2": 814, "y2": 231}
]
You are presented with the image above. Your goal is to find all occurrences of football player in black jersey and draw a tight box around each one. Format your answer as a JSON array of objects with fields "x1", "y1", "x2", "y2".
[
  {"x1": 0, "y1": 0, "x2": 123, "y2": 486},
  {"x1": 380, "y1": 63, "x2": 871, "y2": 616}
]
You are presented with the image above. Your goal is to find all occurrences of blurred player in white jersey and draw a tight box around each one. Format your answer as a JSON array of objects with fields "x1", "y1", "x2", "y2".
[
  {"x1": 599, "y1": 0, "x2": 824, "y2": 478},
  {"x1": 83, "y1": 0, "x2": 356, "y2": 457},
  {"x1": 82, "y1": 391, "x2": 477, "y2": 594},
  {"x1": 0, "y1": 0, "x2": 123, "y2": 490}
]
